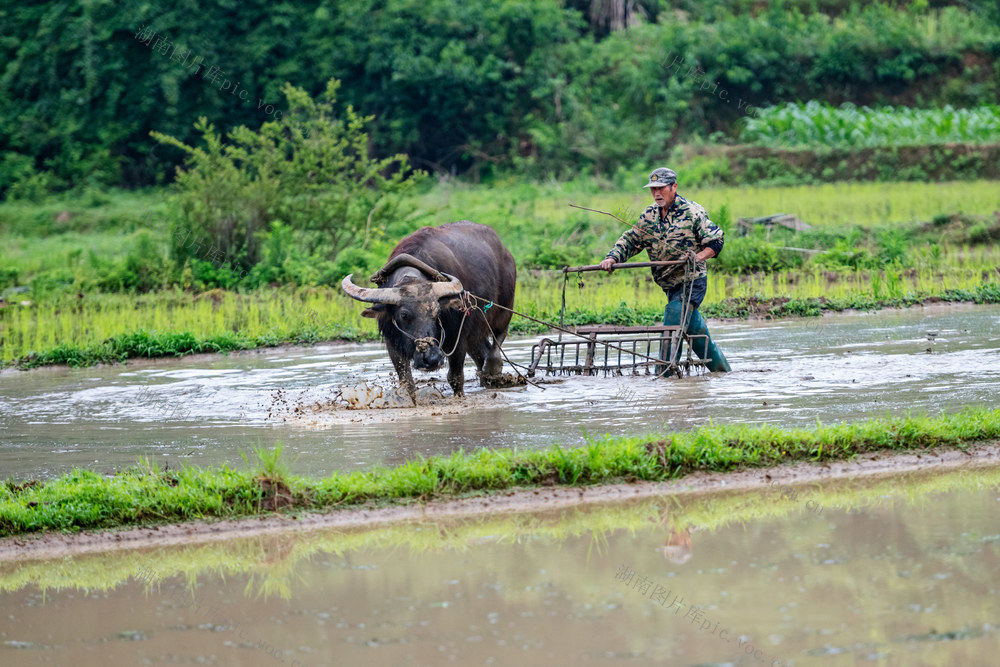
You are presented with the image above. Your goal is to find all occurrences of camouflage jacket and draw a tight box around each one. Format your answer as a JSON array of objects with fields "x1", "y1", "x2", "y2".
[{"x1": 605, "y1": 194, "x2": 724, "y2": 292}]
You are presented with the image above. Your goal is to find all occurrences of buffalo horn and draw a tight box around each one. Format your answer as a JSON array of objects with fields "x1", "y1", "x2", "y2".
[
  {"x1": 430, "y1": 273, "x2": 464, "y2": 298},
  {"x1": 341, "y1": 274, "x2": 403, "y2": 304}
]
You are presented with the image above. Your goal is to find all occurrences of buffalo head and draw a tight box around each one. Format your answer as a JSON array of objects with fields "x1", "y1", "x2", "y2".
[{"x1": 341, "y1": 270, "x2": 464, "y2": 371}]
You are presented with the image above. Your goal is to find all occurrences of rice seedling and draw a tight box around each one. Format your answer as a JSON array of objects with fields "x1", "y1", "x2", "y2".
[
  {"x1": 0, "y1": 288, "x2": 378, "y2": 367},
  {"x1": 3, "y1": 265, "x2": 997, "y2": 366},
  {"x1": 512, "y1": 266, "x2": 999, "y2": 331}
]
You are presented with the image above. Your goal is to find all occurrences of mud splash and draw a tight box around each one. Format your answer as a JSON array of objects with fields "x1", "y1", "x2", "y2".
[{"x1": 271, "y1": 380, "x2": 444, "y2": 413}]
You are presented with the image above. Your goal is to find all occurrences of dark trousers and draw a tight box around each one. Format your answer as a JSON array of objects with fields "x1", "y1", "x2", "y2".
[
  {"x1": 666, "y1": 276, "x2": 708, "y2": 309},
  {"x1": 660, "y1": 276, "x2": 731, "y2": 373}
]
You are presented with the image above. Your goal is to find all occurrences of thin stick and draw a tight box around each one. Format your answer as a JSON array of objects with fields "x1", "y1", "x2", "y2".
[
  {"x1": 568, "y1": 203, "x2": 632, "y2": 226},
  {"x1": 568, "y1": 202, "x2": 673, "y2": 250},
  {"x1": 558, "y1": 271, "x2": 568, "y2": 344},
  {"x1": 563, "y1": 260, "x2": 687, "y2": 273}
]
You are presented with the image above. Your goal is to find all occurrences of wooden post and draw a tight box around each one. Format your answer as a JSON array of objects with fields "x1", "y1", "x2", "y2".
[{"x1": 584, "y1": 333, "x2": 597, "y2": 375}]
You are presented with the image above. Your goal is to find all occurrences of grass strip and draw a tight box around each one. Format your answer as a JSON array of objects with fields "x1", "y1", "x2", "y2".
[
  {"x1": 8, "y1": 324, "x2": 378, "y2": 370},
  {"x1": 3, "y1": 408, "x2": 999, "y2": 538}
]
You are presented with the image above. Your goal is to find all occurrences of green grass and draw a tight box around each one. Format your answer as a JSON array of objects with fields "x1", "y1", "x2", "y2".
[
  {"x1": 0, "y1": 187, "x2": 167, "y2": 237},
  {"x1": 3, "y1": 180, "x2": 999, "y2": 291},
  {"x1": 3, "y1": 408, "x2": 1000, "y2": 538},
  {"x1": 2, "y1": 178, "x2": 998, "y2": 367},
  {"x1": 1, "y1": 231, "x2": 139, "y2": 281}
]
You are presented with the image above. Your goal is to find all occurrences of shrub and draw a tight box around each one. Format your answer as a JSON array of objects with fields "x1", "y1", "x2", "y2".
[
  {"x1": 152, "y1": 79, "x2": 425, "y2": 275},
  {"x1": 876, "y1": 229, "x2": 909, "y2": 265},
  {"x1": 715, "y1": 238, "x2": 803, "y2": 274},
  {"x1": 96, "y1": 231, "x2": 169, "y2": 293},
  {"x1": 0, "y1": 268, "x2": 18, "y2": 290},
  {"x1": 5, "y1": 171, "x2": 61, "y2": 204},
  {"x1": 816, "y1": 240, "x2": 876, "y2": 270},
  {"x1": 0, "y1": 153, "x2": 39, "y2": 200},
  {"x1": 967, "y1": 221, "x2": 999, "y2": 243},
  {"x1": 332, "y1": 246, "x2": 387, "y2": 284}
]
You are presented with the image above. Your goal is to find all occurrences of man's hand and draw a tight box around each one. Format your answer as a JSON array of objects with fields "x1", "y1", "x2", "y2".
[{"x1": 600, "y1": 257, "x2": 616, "y2": 272}]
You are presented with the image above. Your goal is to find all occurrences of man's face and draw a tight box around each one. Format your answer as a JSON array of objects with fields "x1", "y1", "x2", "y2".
[{"x1": 649, "y1": 183, "x2": 676, "y2": 208}]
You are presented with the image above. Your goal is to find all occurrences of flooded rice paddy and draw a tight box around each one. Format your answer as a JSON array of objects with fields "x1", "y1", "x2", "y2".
[
  {"x1": 1, "y1": 304, "x2": 998, "y2": 665},
  {"x1": 1, "y1": 304, "x2": 999, "y2": 481},
  {"x1": 3, "y1": 462, "x2": 1000, "y2": 666}
]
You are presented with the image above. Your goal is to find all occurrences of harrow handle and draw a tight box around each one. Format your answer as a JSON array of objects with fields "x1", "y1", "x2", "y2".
[{"x1": 563, "y1": 260, "x2": 687, "y2": 273}]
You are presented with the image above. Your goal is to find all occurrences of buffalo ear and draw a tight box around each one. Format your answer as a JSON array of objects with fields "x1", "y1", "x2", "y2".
[
  {"x1": 362, "y1": 304, "x2": 389, "y2": 318},
  {"x1": 441, "y1": 296, "x2": 463, "y2": 310}
]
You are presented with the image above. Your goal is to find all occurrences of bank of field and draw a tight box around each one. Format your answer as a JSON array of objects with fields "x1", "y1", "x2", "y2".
[{"x1": 2, "y1": 408, "x2": 999, "y2": 538}]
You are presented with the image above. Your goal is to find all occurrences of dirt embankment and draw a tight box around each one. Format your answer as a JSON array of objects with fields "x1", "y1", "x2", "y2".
[{"x1": 3, "y1": 440, "x2": 998, "y2": 562}]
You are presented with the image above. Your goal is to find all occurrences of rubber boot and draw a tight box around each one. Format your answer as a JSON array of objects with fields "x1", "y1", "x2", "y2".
[
  {"x1": 660, "y1": 302, "x2": 731, "y2": 374},
  {"x1": 686, "y1": 309, "x2": 731, "y2": 372}
]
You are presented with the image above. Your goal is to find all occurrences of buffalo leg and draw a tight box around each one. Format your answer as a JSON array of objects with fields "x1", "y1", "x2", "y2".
[
  {"x1": 447, "y1": 349, "x2": 466, "y2": 397},
  {"x1": 387, "y1": 345, "x2": 417, "y2": 405},
  {"x1": 468, "y1": 342, "x2": 487, "y2": 374},
  {"x1": 471, "y1": 336, "x2": 504, "y2": 385},
  {"x1": 483, "y1": 340, "x2": 503, "y2": 377},
  {"x1": 482, "y1": 324, "x2": 507, "y2": 378}
]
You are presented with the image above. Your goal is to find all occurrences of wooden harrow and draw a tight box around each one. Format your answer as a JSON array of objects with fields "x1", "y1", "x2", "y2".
[{"x1": 526, "y1": 260, "x2": 712, "y2": 379}]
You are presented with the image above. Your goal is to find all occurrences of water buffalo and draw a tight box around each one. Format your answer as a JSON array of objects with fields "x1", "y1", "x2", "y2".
[{"x1": 341, "y1": 221, "x2": 516, "y2": 404}]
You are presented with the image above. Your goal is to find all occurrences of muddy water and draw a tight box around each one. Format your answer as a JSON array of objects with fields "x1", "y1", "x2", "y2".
[
  {"x1": 1, "y1": 304, "x2": 998, "y2": 480},
  {"x1": 3, "y1": 463, "x2": 1000, "y2": 666}
]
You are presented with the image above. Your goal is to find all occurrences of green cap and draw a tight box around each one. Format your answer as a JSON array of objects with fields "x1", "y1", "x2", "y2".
[{"x1": 642, "y1": 167, "x2": 677, "y2": 188}]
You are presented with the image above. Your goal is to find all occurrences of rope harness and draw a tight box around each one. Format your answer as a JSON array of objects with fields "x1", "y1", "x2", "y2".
[
  {"x1": 390, "y1": 291, "x2": 475, "y2": 358},
  {"x1": 377, "y1": 247, "x2": 701, "y2": 390}
]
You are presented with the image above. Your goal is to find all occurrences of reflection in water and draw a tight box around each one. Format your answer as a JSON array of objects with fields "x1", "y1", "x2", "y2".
[
  {"x1": 2, "y1": 304, "x2": 998, "y2": 480},
  {"x1": 661, "y1": 516, "x2": 695, "y2": 565},
  {"x1": 3, "y1": 463, "x2": 1000, "y2": 665}
]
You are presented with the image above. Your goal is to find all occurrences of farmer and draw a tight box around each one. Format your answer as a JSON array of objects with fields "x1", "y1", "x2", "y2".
[{"x1": 599, "y1": 167, "x2": 731, "y2": 372}]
